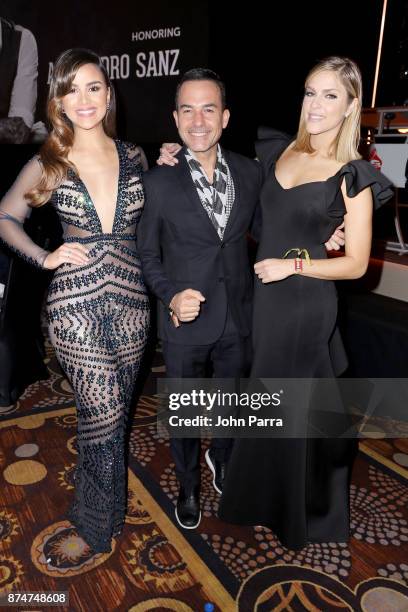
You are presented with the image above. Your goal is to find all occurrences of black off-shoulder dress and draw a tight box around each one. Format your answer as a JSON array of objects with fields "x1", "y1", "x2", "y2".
[{"x1": 219, "y1": 128, "x2": 393, "y2": 549}]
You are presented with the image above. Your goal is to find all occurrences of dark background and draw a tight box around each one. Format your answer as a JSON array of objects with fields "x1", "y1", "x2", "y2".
[
  {"x1": 1, "y1": 0, "x2": 407, "y2": 161},
  {"x1": 208, "y1": 0, "x2": 407, "y2": 156},
  {"x1": 1, "y1": 0, "x2": 209, "y2": 145},
  {"x1": 1, "y1": 0, "x2": 406, "y2": 243},
  {"x1": 0, "y1": 0, "x2": 407, "y2": 403}
]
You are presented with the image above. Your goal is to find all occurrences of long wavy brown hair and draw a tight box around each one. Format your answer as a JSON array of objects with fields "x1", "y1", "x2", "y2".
[{"x1": 26, "y1": 48, "x2": 117, "y2": 206}]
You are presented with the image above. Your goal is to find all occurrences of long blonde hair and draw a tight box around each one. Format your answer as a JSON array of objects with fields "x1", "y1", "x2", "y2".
[
  {"x1": 293, "y1": 56, "x2": 362, "y2": 163},
  {"x1": 26, "y1": 48, "x2": 117, "y2": 206}
]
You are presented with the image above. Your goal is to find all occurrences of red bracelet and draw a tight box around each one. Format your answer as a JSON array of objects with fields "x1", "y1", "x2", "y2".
[{"x1": 294, "y1": 257, "x2": 303, "y2": 273}]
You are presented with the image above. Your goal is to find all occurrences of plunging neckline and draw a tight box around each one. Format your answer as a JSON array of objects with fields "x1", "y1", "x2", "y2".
[{"x1": 73, "y1": 139, "x2": 122, "y2": 235}]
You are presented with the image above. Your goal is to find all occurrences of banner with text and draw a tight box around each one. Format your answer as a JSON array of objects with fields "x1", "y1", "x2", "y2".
[{"x1": 1, "y1": 0, "x2": 209, "y2": 143}]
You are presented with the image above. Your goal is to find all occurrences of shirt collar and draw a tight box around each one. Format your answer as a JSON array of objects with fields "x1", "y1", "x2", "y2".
[{"x1": 185, "y1": 144, "x2": 223, "y2": 167}]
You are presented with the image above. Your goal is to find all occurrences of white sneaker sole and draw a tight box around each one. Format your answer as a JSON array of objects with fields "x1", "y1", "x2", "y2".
[
  {"x1": 205, "y1": 449, "x2": 222, "y2": 495},
  {"x1": 175, "y1": 506, "x2": 201, "y2": 529}
]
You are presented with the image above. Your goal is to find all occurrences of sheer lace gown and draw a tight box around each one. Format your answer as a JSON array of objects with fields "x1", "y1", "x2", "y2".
[{"x1": 0, "y1": 141, "x2": 150, "y2": 552}]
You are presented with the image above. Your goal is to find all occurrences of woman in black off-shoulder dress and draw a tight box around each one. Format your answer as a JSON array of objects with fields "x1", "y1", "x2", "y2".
[{"x1": 219, "y1": 57, "x2": 393, "y2": 549}]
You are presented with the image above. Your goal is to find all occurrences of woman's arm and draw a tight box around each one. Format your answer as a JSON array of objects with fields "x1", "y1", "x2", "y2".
[
  {"x1": 0, "y1": 157, "x2": 50, "y2": 268},
  {"x1": 255, "y1": 182, "x2": 373, "y2": 283},
  {"x1": 0, "y1": 157, "x2": 89, "y2": 269}
]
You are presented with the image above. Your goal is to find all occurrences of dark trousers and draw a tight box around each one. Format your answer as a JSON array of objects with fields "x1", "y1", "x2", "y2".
[{"x1": 162, "y1": 308, "x2": 249, "y2": 492}]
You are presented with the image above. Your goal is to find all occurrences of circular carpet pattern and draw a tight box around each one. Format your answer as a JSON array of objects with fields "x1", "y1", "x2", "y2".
[
  {"x1": 377, "y1": 562, "x2": 408, "y2": 586},
  {"x1": 0, "y1": 511, "x2": 19, "y2": 544},
  {"x1": 129, "y1": 429, "x2": 157, "y2": 466},
  {"x1": 202, "y1": 531, "x2": 351, "y2": 581},
  {"x1": 350, "y1": 466, "x2": 408, "y2": 546},
  {"x1": 237, "y1": 565, "x2": 408, "y2": 611},
  {"x1": 53, "y1": 414, "x2": 77, "y2": 429},
  {"x1": 15, "y1": 443, "x2": 39, "y2": 458},
  {"x1": 128, "y1": 599, "x2": 195, "y2": 612},
  {"x1": 57, "y1": 463, "x2": 76, "y2": 490},
  {"x1": 125, "y1": 489, "x2": 153, "y2": 525},
  {"x1": 66, "y1": 436, "x2": 78, "y2": 455},
  {"x1": 3, "y1": 460, "x2": 47, "y2": 485},
  {"x1": 0, "y1": 555, "x2": 24, "y2": 592},
  {"x1": 31, "y1": 521, "x2": 114, "y2": 577},
  {"x1": 121, "y1": 528, "x2": 193, "y2": 594},
  {"x1": 17, "y1": 415, "x2": 45, "y2": 429}
]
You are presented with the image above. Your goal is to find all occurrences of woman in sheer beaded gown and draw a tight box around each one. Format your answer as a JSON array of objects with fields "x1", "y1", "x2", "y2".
[
  {"x1": 0, "y1": 49, "x2": 150, "y2": 553},
  {"x1": 218, "y1": 57, "x2": 393, "y2": 549}
]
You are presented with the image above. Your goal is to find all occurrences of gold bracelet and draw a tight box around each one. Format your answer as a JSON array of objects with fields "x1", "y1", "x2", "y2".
[{"x1": 283, "y1": 247, "x2": 312, "y2": 265}]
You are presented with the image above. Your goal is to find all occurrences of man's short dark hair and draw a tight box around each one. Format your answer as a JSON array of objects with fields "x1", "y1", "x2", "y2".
[{"x1": 175, "y1": 68, "x2": 226, "y2": 110}]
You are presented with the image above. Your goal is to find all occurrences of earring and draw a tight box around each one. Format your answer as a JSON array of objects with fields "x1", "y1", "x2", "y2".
[{"x1": 106, "y1": 102, "x2": 110, "y2": 111}]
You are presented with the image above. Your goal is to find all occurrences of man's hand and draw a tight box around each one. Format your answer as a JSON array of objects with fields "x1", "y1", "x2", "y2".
[
  {"x1": 157, "y1": 143, "x2": 182, "y2": 166},
  {"x1": 325, "y1": 222, "x2": 345, "y2": 251},
  {"x1": 170, "y1": 312, "x2": 181, "y2": 328},
  {"x1": 169, "y1": 289, "x2": 205, "y2": 323}
]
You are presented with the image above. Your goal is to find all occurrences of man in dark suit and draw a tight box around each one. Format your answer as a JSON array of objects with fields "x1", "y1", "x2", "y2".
[
  {"x1": 0, "y1": 16, "x2": 38, "y2": 143},
  {"x1": 138, "y1": 69, "x2": 262, "y2": 529}
]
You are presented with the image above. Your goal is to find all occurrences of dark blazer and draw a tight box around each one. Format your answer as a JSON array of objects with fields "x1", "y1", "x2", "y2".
[
  {"x1": 138, "y1": 147, "x2": 262, "y2": 345},
  {"x1": 0, "y1": 19, "x2": 22, "y2": 119}
]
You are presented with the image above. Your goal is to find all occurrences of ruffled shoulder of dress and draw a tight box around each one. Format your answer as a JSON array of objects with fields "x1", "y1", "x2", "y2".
[
  {"x1": 337, "y1": 159, "x2": 394, "y2": 209},
  {"x1": 255, "y1": 126, "x2": 293, "y2": 173}
]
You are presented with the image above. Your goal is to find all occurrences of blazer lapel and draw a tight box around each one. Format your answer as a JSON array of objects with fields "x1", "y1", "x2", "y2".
[
  {"x1": 223, "y1": 148, "x2": 241, "y2": 240},
  {"x1": 175, "y1": 148, "x2": 221, "y2": 242}
]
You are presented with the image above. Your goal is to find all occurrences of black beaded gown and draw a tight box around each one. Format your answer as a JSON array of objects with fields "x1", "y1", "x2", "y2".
[
  {"x1": 0, "y1": 141, "x2": 150, "y2": 552},
  {"x1": 219, "y1": 128, "x2": 393, "y2": 549}
]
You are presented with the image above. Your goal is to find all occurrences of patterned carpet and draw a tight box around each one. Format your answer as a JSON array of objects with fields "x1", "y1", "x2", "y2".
[{"x1": 0, "y1": 338, "x2": 408, "y2": 611}]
